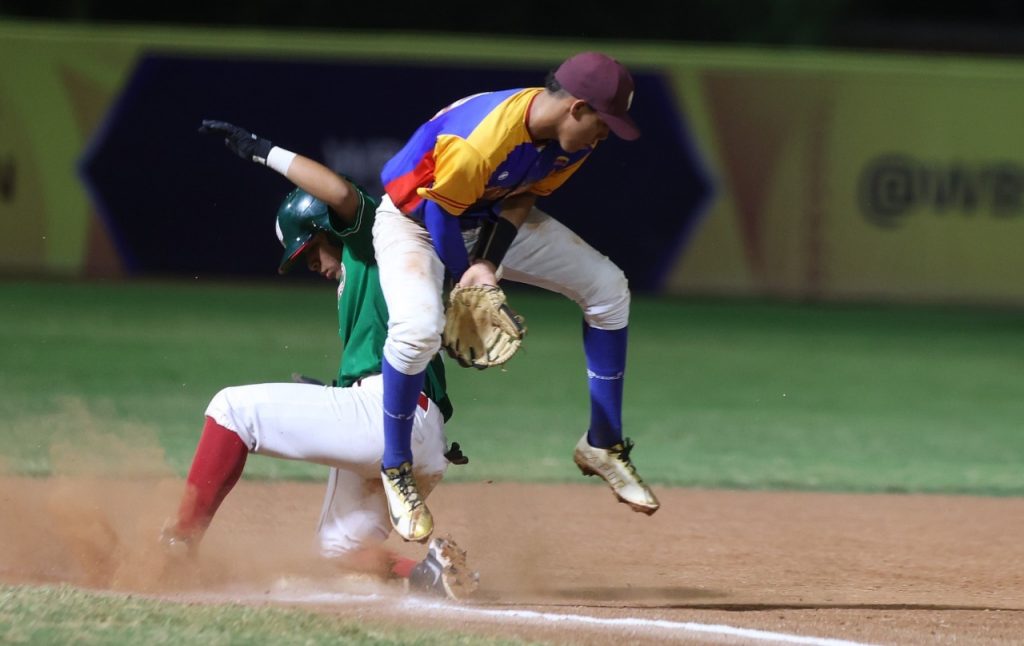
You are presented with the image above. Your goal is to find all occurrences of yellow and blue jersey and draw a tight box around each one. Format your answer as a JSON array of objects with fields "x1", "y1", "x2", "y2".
[{"x1": 382, "y1": 88, "x2": 593, "y2": 219}]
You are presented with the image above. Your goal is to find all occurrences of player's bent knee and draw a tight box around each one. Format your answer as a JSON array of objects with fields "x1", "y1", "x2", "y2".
[
  {"x1": 204, "y1": 386, "x2": 240, "y2": 425},
  {"x1": 583, "y1": 266, "x2": 631, "y2": 330},
  {"x1": 204, "y1": 386, "x2": 257, "y2": 449},
  {"x1": 384, "y1": 322, "x2": 442, "y2": 373}
]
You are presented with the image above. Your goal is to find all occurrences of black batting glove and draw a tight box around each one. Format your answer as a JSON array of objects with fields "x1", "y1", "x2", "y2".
[{"x1": 198, "y1": 119, "x2": 274, "y2": 164}]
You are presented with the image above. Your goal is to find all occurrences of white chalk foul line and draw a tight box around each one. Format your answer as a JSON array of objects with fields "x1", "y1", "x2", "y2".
[
  {"x1": 198, "y1": 586, "x2": 881, "y2": 646},
  {"x1": 403, "y1": 597, "x2": 882, "y2": 646}
]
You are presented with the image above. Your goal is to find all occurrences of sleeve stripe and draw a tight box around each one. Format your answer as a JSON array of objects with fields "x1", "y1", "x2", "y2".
[{"x1": 420, "y1": 189, "x2": 472, "y2": 213}]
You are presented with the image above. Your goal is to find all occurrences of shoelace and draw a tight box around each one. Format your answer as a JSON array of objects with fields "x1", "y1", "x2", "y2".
[
  {"x1": 391, "y1": 469, "x2": 424, "y2": 509},
  {"x1": 612, "y1": 438, "x2": 641, "y2": 477}
]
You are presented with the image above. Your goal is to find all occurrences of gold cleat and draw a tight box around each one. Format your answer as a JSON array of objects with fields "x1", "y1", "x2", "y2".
[
  {"x1": 573, "y1": 433, "x2": 660, "y2": 515},
  {"x1": 381, "y1": 462, "x2": 434, "y2": 542}
]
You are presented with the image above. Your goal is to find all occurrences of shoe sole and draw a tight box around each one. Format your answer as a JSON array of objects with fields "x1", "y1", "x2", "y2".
[{"x1": 574, "y1": 454, "x2": 660, "y2": 516}]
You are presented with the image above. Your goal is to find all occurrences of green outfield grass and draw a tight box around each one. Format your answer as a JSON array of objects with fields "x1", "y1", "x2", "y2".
[
  {"x1": 0, "y1": 584, "x2": 528, "y2": 645},
  {"x1": 3, "y1": 278, "x2": 1023, "y2": 645},
  {"x1": 2, "y1": 278, "x2": 1023, "y2": 494}
]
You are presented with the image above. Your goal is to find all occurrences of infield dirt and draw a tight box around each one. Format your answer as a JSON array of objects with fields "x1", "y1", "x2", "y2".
[{"x1": 2, "y1": 474, "x2": 1024, "y2": 645}]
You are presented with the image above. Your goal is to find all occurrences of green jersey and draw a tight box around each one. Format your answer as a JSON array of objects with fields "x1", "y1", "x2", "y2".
[{"x1": 328, "y1": 184, "x2": 453, "y2": 422}]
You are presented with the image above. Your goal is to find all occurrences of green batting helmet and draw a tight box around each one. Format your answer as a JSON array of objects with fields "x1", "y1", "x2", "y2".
[{"x1": 274, "y1": 188, "x2": 342, "y2": 274}]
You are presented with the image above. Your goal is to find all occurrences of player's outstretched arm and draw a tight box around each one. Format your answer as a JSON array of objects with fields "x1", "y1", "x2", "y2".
[
  {"x1": 283, "y1": 155, "x2": 359, "y2": 223},
  {"x1": 198, "y1": 119, "x2": 358, "y2": 224}
]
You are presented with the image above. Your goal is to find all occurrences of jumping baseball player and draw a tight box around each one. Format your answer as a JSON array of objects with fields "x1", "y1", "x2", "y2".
[
  {"x1": 159, "y1": 120, "x2": 478, "y2": 600},
  {"x1": 373, "y1": 51, "x2": 660, "y2": 543}
]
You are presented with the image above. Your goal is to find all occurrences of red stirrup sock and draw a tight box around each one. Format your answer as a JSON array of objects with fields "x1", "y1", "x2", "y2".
[
  {"x1": 175, "y1": 416, "x2": 248, "y2": 536},
  {"x1": 391, "y1": 555, "x2": 419, "y2": 579}
]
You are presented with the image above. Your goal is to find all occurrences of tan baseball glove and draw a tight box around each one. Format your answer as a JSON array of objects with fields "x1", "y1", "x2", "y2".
[{"x1": 442, "y1": 285, "x2": 526, "y2": 369}]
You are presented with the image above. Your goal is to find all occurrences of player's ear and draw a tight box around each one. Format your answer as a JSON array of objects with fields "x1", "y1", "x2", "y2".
[{"x1": 568, "y1": 99, "x2": 591, "y2": 119}]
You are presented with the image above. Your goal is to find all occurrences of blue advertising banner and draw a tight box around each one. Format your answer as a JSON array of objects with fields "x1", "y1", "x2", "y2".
[{"x1": 80, "y1": 54, "x2": 711, "y2": 291}]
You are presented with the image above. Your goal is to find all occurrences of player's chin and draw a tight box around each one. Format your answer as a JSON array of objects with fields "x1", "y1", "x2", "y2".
[{"x1": 561, "y1": 139, "x2": 592, "y2": 154}]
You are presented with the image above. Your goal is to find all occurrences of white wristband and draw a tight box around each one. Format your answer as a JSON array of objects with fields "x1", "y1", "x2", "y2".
[{"x1": 267, "y1": 146, "x2": 297, "y2": 175}]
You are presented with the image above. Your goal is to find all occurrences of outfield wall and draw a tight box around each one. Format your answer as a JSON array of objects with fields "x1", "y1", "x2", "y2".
[{"x1": 2, "y1": 20, "x2": 1023, "y2": 304}]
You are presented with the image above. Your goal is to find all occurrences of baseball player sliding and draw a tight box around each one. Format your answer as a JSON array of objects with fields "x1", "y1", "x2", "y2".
[
  {"x1": 159, "y1": 120, "x2": 478, "y2": 600},
  {"x1": 373, "y1": 51, "x2": 660, "y2": 542}
]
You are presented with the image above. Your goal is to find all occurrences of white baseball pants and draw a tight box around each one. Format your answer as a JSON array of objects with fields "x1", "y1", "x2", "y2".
[
  {"x1": 204, "y1": 373, "x2": 448, "y2": 558},
  {"x1": 373, "y1": 194, "x2": 631, "y2": 375}
]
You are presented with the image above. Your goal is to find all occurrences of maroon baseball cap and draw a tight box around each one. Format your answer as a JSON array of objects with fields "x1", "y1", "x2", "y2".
[{"x1": 554, "y1": 51, "x2": 640, "y2": 140}]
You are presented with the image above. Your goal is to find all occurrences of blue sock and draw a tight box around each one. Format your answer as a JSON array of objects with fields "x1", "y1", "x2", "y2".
[
  {"x1": 583, "y1": 322, "x2": 627, "y2": 448},
  {"x1": 381, "y1": 358, "x2": 425, "y2": 469}
]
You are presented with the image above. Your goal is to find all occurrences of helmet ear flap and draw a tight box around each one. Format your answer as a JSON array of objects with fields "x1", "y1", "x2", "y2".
[{"x1": 275, "y1": 188, "x2": 332, "y2": 273}]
